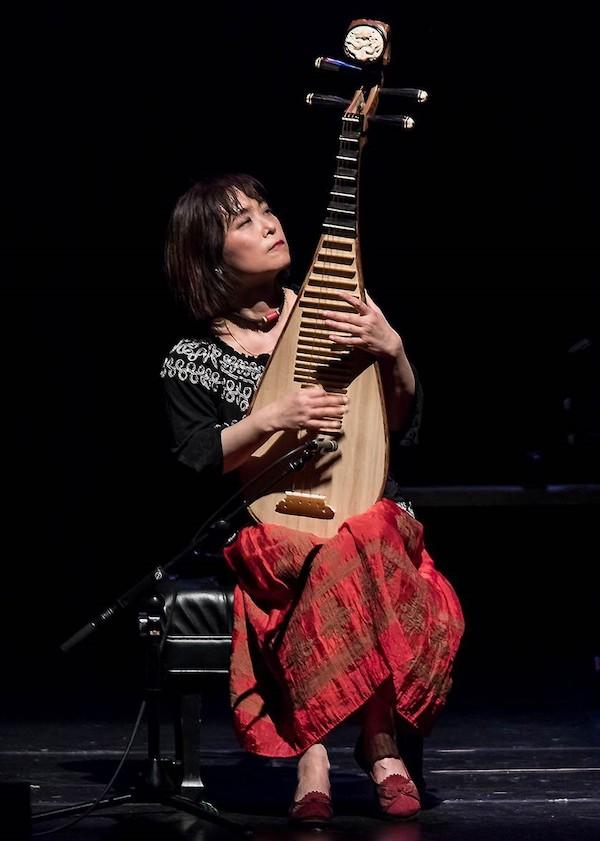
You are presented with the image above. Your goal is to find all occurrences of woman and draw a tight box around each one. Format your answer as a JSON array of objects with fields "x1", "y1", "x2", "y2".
[{"x1": 161, "y1": 173, "x2": 464, "y2": 824}]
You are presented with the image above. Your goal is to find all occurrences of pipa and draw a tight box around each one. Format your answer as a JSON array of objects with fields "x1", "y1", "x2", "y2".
[{"x1": 239, "y1": 18, "x2": 427, "y2": 537}]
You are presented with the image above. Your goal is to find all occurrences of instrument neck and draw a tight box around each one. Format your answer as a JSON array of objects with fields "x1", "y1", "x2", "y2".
[{"x1": 322, "y1": 113, "x2": 362, "y2": 242}]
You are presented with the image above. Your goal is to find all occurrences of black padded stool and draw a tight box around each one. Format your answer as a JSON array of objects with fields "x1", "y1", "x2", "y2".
[
  {"x1": 159, "y1": 572, "x2": 426, "y2": 797},
  {"x1": 159, "y1": 572, "x2": 234, "y2": 793}
]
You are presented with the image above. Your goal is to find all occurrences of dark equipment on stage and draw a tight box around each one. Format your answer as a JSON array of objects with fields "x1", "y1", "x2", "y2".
[{"x1": 32, "y1": 437, "x2": 341, "y2": 836}]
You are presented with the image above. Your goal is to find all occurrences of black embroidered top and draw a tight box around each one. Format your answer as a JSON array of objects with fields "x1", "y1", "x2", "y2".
[{"x1": 160, "y1": 331, "x2": 423, "y2": 518}]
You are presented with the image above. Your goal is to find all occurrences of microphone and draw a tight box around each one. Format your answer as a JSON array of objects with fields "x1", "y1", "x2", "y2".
[{"x1": 309, "y1": 438, "x2": 339, "y2": 453}]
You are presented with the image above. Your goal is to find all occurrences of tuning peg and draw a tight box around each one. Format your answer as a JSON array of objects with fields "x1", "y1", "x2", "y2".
[
  {"x1": 315, "y1": 56, "x2": 363, "y2": 74},
  {"x1": 369, "y1": 114, "x2": 415, "y2": 129},
  {"x1": 306, "y1": 93, "x2": 352, "y2": 110},
  {"x1": 379, "y1": 88, "x2": 429, "y2": 103}
]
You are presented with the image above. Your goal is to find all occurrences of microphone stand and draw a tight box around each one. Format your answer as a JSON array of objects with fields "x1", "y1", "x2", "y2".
[{"x1": 32, "y1": 437, "x2": 331, "y2": 836}]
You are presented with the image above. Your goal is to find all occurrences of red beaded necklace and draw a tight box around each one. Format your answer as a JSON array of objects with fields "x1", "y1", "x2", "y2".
[{"x1": 221, "y1": 288, "x2": 287, "y2": 355}]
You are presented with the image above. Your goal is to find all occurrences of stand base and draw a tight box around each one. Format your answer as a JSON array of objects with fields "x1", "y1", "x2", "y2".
[{"x1": 31, "y1": 763, "x2": 251, "y2": 836}]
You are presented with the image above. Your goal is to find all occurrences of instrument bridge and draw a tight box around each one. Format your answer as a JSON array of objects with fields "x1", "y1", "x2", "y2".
[{"x1": 275, "y1": 491, "x2": 335, "y2": 520}]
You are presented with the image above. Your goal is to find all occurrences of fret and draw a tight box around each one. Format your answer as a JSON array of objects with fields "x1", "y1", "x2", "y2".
[
  {"x1": 300, "y1": 319, "x2": 350, "y2": 329},
  {"x1": 295, "y1": 358, "x2": 354, "y2": 372},
  {"x1": 300, "y1": 320, "x2": 350, "y2": 330},
  {"x1": 300, "y1": 299, "x2": 355, "y2": 313},
  {"x1": 294, "y1": 372, "x2": 350, "y2": 386},
  {"x1": 327, "y1": 193, "x2": 356, "y2": 216},
  {"x1": 295, "y1": 371, "x2": 353, "y2": 385},
  {"x1": 335, "y1": 167, "x2": 357, "y2": 178},
  {"x1": 296, "y1": 353, "x2": 352, "y2": 365},
  {"x1": 305, "y1": 290, "x2": 360, "y2": 309},
  {"x1": 323, "y1": 218, "x2": 355, "y2": 229},
  {"x1": 313, "y1": 249, "x2": 355, "y2": 260},
  {"x1": 308, "y1": 277, "x2": 357, "y2": 290},
  {"x1": 328, "y1": 192, "x2": 356, "y2": 202},
  {"x1": 326, "y1": 206, "x2": 355, "y2": 216},
  {"x1": 299, "y1": 328, "x2": 337, "y2": 339},
  {"x1": 297, "y1": 337, "x2": 339, "y2": 347},
  {"x1": 298, "y1": 330, "x2": 351, "y2": 346},
  {"x1": 294, "y1": 376, "x2": 348, "y2": 394},
  {"x1": 296, "y1": 351, "x2": 347, "y2": 364},
  {"x1": 295, "y1": 374, "x2": 351, "y2": 388},
  {"x1": 323, "y1": 222, "x2": 355, "y2": 237},
  {"x1": 311, "y1": 264, "x2": 356, "y2": 279},
  {"x1": 313, "y1": 251, "x2": 354, "y2": 265},
  {"x1": 295, "y1": 363, "x2": 352, "y2": 379},
  {"x1": 296, "y1": 353, "x2": 347, "y2": 365},
  {"x1": 322, "y1": 237, "x2": 354, "y2": 250},
  {"x1": 296, "y1": 344, "x2": 350, "y2": 356}
]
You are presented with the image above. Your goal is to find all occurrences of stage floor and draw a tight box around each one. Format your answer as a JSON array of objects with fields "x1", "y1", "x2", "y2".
[{"x1": 2, "y1": 703, "x2": 599, "y2": 840}]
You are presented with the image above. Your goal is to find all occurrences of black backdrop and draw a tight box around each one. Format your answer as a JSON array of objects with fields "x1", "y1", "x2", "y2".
[{"x1": 3, "y1": 2, "x2": 599, "y2": 714}]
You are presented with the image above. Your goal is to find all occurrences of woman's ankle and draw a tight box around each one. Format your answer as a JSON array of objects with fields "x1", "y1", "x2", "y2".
[
  {"x1": 360, "y1": 729, "x2": 399, "y2": 764},
  {"x1": 294, "y1": 744, "x2": 330, "y2": 799},
  {"x1": 298, "y1": 742, "x2": 330, "y2": 772}
]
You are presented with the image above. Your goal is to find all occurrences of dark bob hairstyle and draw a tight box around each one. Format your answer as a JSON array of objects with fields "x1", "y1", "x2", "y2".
[{"x1": 165, "y1": 173, "x2": 269, "y2": 321}]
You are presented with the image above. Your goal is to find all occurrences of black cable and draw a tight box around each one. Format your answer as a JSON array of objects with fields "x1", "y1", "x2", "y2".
[
  {"x1": 31, "y1": 698, "x2": 147, "y2": 835},
  {"x1": 32, "y1": 583, "x2": 179, "y2": 835},
  {"x1": 188, "y1": 437, "x2": 319, "y2": 547},
  {"x1": 34, "y1": 440, "x2": 319, "y2": 833}
]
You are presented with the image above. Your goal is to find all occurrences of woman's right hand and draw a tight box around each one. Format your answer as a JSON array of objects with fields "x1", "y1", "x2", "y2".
[{"x1": 260, "y1": 386, "x2": 348, "y2": 434}]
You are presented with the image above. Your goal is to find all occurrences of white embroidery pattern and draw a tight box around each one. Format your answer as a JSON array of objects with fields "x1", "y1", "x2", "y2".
[{"x1": 161, "y1": 338, "x2": 266, "y2": 413}]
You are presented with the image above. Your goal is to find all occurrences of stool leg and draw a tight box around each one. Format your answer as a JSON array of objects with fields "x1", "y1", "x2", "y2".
[{"x1": 177, "y1": 692, "x2": 205, "y2": 792}]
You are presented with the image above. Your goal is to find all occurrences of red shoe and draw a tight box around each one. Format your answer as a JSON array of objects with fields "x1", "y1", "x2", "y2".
[
  {"x1": 288, "y1": 790, "x2": 333, "y2": 827},
  {"x1": 374, "y1": 773, "x2": 421, "y2": 821},
  {"x1": 354, "y1": 738, "x2": 421, "y2": 821}
]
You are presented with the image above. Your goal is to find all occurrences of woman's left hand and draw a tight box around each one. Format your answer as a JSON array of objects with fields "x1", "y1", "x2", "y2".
[{"x1": 321, "y1": 290, "x2": 404, "y2": 360}]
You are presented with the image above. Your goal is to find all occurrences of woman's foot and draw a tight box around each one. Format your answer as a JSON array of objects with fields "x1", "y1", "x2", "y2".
[
  {"x1": 289, "y1": 743, "x2": 332, "y2": 825},
  {"x1": 294, "y1": 743, "x2": 331, "y2": 801},
  {"x1": 371, "y1": 755, "x2": 410, "y2": 783},
  {"x1": 355, "y1": 735, "x2": 420, "y2": 820},
  {"x1": 373, "y1": 773, "x2": 420, "y2": 821},
  {"x1": 358, "y1": 691, "x2": 421, "y2": 820}
]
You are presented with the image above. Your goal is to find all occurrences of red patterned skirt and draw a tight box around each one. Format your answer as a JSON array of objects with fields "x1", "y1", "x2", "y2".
[{"x1": 223, "y1": 498, "x2": 464, "y2": 757}]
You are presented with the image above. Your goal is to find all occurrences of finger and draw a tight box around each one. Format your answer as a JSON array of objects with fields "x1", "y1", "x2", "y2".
[
  {"x1": 328, "y1": 289, "x2": 369, "y2": 314},
  {"x1": 329, "y1": 334, "x2": 363, "y2": 345},
  {"x1": 315, "y1": 409, "x2": 346, "y2": 421},
  {"x1": 300, "y1": 383, "x2": 325, "y2": 394},
  {"x1": 324, "y1": 332, "x2": 355, "y2": 344},
  {"x1": 320, "y1": 313, "x2": 362, "y2": 329},
  {"x1": 364, "y1": 291, "x2": 381, "y2": 311},
  {"x1": 311, "y1": 393, "x2": 348, "y2": 406},
  {"x1": 327, "y1": 324, "x2": 360, "y2": 342},
  {"x1": 313, "y1": 408, "x2": 346, "y2": 420},
  {"x1": 309, "y1": 406, "x2": 345, "y2": 421},
  {"x1": 305, "y1": 419, "x2": 342, "y2": 432}
]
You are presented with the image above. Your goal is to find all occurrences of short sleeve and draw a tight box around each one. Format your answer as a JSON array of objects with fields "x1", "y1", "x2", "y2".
[{"x1": 161, "y1": 351, "x2": 224, "y2": 475}]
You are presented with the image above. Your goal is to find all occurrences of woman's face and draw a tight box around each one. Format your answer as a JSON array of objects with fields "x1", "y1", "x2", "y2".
[{"x1": 222, "y1": 192, "x2": 290, "y2": 285}]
